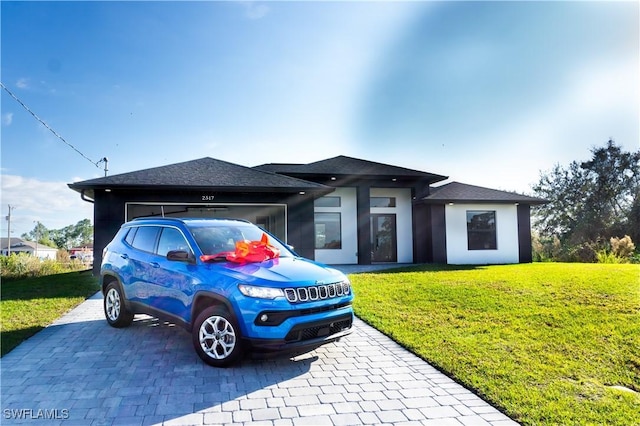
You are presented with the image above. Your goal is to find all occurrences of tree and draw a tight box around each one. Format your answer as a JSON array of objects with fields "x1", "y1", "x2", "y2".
[
  {"x1": 20, "y1": 221, "x2": 56, "y2": 248},
  {"x1": 532, "y1": 140, "x2": 640, "y2": 253},
  {"x1": 22, "y1": 219, "x2": 93, "y2": 250}
]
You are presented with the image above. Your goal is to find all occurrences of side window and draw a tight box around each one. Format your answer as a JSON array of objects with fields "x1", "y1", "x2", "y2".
[
  {"x1": 131, "y1": 226, "x2": 160, "y2": 253},
  {"x1": 157, "y1": 227, "x2": 190, "y2": 257},
  {"x1": 124, "y1": 227, "x2": 138, "y2": 246}
]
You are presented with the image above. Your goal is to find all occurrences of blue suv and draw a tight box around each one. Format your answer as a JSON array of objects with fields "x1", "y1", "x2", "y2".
[{"x1": 100, "y1": 217, "x2": 354, "y2": 367}]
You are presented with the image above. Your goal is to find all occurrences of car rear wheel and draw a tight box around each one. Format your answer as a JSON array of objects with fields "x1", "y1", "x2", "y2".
[
  {"x1": 104, "y1": 282, "x2": 134, "y2": 328},
  {"x1": 192, "y1": 306, "x2": 243, "y2": 367}
]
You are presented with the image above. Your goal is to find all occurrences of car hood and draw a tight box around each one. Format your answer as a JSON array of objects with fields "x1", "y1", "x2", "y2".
[{"x1": 211, "y1": 257, "x2": 346, "y2": 286}]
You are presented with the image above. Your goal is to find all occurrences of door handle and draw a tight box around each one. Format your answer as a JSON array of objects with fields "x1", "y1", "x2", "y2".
[
  {"x1": 120, "y1": 254, "x2": 129, "y2": 259},
  {"x1": 150, "y1": 262, "x2": 160, "y2": 268}
]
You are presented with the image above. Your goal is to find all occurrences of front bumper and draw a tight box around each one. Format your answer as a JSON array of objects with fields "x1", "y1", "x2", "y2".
[{"x1": 242, "y1": 312, "x2": 353, "y2": 355}]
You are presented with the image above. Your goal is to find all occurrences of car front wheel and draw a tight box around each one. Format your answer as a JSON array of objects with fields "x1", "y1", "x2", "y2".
[
  {"x1": 192, "y1": 306, "x2": 243, "y2": 367},
  {"x1": 104, "y1": 282, "x2": 134, "y2": 328}
]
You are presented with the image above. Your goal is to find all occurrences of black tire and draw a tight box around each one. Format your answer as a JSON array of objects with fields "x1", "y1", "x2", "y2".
[
  {"x1": 103, "y1": 282, "x2": 134, "y2": 328},
  {"x1": 192, "y1": 306, "x2": 243, "y2": 367}
]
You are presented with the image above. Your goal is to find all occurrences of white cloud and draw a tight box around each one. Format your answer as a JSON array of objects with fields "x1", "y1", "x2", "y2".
[
  {"x1": 1, "y1": 113, "x2": 13, "y2": 126},
  {"x1": 0, "y1": 174, "x2": 93, "y2": 238},
  {"x1": 15, "y1": 78, "x2": 29, "y2": 89},
  {"x1": 237, "y1": 1, "x2": 269, "y2": 20}
]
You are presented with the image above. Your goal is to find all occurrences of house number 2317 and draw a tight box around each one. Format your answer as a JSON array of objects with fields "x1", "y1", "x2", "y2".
[{"x1": 202, "y1": 195, "x2": 215, "y2": 201}]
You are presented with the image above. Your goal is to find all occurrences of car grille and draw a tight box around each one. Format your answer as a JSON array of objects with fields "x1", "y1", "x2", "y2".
[
  {"x1": 284, "y1": 317, "x2": 353, "y2": 342},
  {"x1": 284, "y1": 281, "x2": 351, "y2": 303}
]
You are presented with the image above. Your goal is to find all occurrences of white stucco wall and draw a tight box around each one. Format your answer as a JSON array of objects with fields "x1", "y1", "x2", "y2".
[
  {"x1": 370, "y1": 187, "x2": 413, "y2": 263},
  {"x1": 314, "y1": 187, "x2": 358, "y2": 265},
  {"x1": 445, "y1": 203, "x2": 519, "y2": 265}
]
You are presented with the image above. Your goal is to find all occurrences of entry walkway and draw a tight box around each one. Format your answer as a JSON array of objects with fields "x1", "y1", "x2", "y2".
[{"x1": 1, "y1": 267, "x2": 518, "y2": 426}]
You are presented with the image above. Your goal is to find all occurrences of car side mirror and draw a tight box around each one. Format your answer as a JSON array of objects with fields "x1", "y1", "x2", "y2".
[{"x1": 167, "y1": 250, "x2": 195, "y2": 264}]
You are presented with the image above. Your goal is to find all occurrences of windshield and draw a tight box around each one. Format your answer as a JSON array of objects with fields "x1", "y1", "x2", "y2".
[{"x1": 188, "y1": 223, "x2": 293, "y2": 258}]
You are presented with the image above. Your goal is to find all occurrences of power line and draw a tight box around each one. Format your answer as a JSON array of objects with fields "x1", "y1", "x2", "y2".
[{"x1": 1, "y1": 81, "x2": 107, "y2": 172}]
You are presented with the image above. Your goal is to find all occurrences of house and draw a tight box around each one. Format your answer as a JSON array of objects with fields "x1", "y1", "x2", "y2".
[
  {"x1": 68, "y1": 155, "x2": 546, "y2": 274},
  {"x1": 69, "y1": 243, "x2": 94, "y2": 263},
  {"x1": 0, "y1": 238, "x2": 58, "y2": 260}
]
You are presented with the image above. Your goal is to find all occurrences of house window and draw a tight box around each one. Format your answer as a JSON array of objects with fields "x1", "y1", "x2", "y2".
[
  {"x1": 314, "y1": 213, "x2": 342, "y2": 249},
  {"x1": 314, "y1": 196, "x2": 341, "y2": 208},
  {"x1": 370, "y1": 197, "x2": 396, "y2": 208},
  {"x1": 467, "y1": 211, "x2": 497, "y2": 250}
]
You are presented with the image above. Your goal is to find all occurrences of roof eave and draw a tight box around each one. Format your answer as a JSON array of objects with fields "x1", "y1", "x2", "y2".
[
  {"x1": 420, "y1": 198, "x2": 548, "y2": 205},
  {"x1": 68, "y1": 183, "x2": 335, "y2": 195}
]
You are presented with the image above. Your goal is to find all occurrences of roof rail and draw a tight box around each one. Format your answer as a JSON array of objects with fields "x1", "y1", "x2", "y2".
[{"x1": 130, "y1": 217, "x2": 252, "y2": 224}]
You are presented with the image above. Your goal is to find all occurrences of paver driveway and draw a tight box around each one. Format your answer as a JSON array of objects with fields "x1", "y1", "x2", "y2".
[{"x1": 1, "y1": 287, "x2": 518, "y2": 426}]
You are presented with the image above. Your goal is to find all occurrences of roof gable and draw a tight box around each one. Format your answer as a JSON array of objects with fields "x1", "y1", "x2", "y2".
[
  {"x1": 423, "y1": 182, "x2": 547, "y2": 205},
  {"x1": 69, "y1": 157, "x2": 330, "y2": 192}
]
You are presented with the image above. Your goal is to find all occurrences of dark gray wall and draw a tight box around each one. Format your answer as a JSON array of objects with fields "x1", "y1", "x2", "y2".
[
  {"x1": 430, "y1": 204, "x2": 447, "y2": 264},
  {"x1": 517, "y1": 204, "x2": 533, "y2": 263}
]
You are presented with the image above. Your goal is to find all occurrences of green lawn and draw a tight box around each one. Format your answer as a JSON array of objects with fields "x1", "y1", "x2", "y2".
[
  {"x1": 350, "y1": 263, "x2": 640, "y2": 426},
  {"x1": 0, "y1": 271, "x2": 100, "y2": 356}
]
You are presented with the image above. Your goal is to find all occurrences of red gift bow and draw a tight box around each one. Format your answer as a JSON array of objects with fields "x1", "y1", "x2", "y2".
[{"x1": 200, "y1": 233, "x2": 280, "y2": 264}]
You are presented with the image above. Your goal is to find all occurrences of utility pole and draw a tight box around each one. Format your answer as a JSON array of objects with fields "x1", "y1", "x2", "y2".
[
  {"x1": 6, "y1": 205, "x2": 15, "y2": 255},
  {"x1": 34, "y1": 220, "x2": 39, "y2": 259},
  {"x1": 97, "y1": 157, "x2": 109, "y2": 176}
]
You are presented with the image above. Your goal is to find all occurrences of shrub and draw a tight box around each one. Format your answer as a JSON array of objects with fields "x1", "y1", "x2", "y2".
[
  {"x1": 610, "y1": 235, "x2": 635, "y2": 259},
  {"x1": 0, "y1": 253, "x2": 87, "y2": 280},
  {"x1": 561, "y1": 242, "x2": 598, "y2": 263},
  {"x1": 596, "y1": 235, "x2": 636, "y2": 264},
  {"x1": 57, "y1": 249, "x2": 71, "y2": 263},
  {"x1": 596, "y1": 249, "x2": 625, "y2": 264},
  {"x1": 532, "y1": 234, "x2": 562, "y2": 262}
]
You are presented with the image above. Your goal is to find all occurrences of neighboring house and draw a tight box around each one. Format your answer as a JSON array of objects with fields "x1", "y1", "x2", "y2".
[
  {"x1": 0, "y1": 238, "x2": 23, "y2": 255},
  {"x1": 68, "y1": 155, "x2": 546, "y2": 274},
  {"x1": 70, "y1": 244, "x2": 94, "y2": 263},
  {"x1": 0, "y1": 238, "x2": 58, "y2": 260}
]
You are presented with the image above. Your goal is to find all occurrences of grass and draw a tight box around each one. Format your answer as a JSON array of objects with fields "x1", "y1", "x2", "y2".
[
  {"x1": 0, "y1": 271, "x2": 100, "y2": 356},
  {"x1": 350, "y1": 263, "x2": 640, "y2": 426}
]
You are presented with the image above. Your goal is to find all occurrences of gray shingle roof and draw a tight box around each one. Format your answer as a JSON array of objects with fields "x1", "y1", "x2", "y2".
[
  {"x1": 423, "y1": 182, "x2": 547, "y2": 204},
  {"x1": 0, "y1": 238, "x2": 25, "y2": 250},
  {"x1": 255, "y1": 155, "x2": 448, "y2": 182},
  {"x1": 69, "y1": 157, "x2": 331, "y2": 192}
]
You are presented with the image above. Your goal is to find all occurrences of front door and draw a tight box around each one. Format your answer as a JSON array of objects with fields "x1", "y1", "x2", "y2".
[{"x1": 371, "y1": 214, "x2": 397, "y2": 262}]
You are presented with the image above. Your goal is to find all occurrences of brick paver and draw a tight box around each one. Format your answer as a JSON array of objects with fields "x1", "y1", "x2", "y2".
[{"x1": 1, "y1": 283, "x2": 518, "y2": 426}]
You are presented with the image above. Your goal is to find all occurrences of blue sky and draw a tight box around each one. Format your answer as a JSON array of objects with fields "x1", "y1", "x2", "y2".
[{"x1": 1, "y1": 1, "x2": 638, "y2": 238}]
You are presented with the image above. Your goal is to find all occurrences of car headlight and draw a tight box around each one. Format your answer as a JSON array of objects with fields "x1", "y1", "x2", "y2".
[{"x1": 238, "y1": 284, "x2": 284, "y2": 299}]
